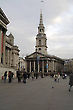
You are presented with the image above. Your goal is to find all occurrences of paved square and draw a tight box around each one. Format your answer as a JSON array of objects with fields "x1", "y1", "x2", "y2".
[{"x1": 0, "y1": 76, "x2": 73, "y2": 110}]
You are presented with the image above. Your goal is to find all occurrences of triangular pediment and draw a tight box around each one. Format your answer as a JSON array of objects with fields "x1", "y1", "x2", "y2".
[
  {"x1": 25, "y1": 52, "x2": 47, "y2": 59},
  {"x1": 25, "y1": 52, "x2": 64, "y2": 62}
]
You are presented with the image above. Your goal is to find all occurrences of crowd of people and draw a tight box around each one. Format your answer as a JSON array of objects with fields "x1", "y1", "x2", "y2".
[
  {"x1": 3, "y1": 71, "x2": 14, "y2": 83},
  {"x1": 1, "y1": 69, "x2": 73, "y2": 92},
  {"x1": 1, "y1": 69, "x2": 41, "y2": 84}
]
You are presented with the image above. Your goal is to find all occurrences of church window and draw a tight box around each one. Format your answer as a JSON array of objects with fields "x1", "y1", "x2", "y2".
[
  {"x1": 45, "y1": 40, "x2": 46, "y2": 45},
  {"x1": 39, "y1": 48, "x2": 41, "y2": 50},
  {"x1": 39, "y1": 40, "x2": 41, "y2": 45},
  {"x1": 40, "y1": 29, "x2": 43, "y2": 32},
  {"x1": 36, "y1": 49, "x2": 37, "y2": 52},
  {"x1": 42, "y1": 29, "x2": 43, "y2": 32}
]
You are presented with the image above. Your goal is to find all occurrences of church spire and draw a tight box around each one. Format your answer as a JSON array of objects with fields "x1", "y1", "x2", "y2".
[
  {"x1": 38, "y1": 11, "x2": 45, "y2": 34},
  {"x1": 40, "y1": 10, "x2": 43, "y2": 25},
  {"x1": 35, "y1": 11, "x2": 47, "y2": 55}
]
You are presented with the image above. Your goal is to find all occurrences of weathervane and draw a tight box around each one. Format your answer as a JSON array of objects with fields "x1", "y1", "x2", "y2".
[{"x1": 41, "y1": 0, "x2": 44, "y2": 2}]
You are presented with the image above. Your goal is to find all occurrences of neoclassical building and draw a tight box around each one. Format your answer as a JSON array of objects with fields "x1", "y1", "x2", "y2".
[
  {"x1": 64, "y1": 59, "x2": 73, "y2": 74},
  {"x1": 25, "y1": 12, "x2": 64, "y2": 74},
  {"x1": 0, "y1": 8, "x2": 19, "y2": 70}
]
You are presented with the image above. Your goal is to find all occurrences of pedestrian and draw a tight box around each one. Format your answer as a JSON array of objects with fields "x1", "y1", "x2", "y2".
[
  {"x1": 11, "y1": 72, "x2": 14, "y2": 79},
  {"x1": 23, "y1": 69, "x2": 27, "y2": 83},
  {"x1": 4, "y1": 71, "x2": 7, "y2": 83},
  {"x1": 57, "y1": 73, "x2": 60, "y2": 82},
  {"x1": 16, "y1": 69, "x2": 21, "y2": 83},
  {"x1": 40, "y1": 72, "x2": 44, "y2": 78},
  {"x1": 1, "y1": 75, "x2": 4, "y2": 80},
  {"x1": 31, "y1": 71, "x2": 34, "y2": 80},
  {"x1": 8, "y1": 71, "x2": 12, "y2": 83},
  {"x1": 35, "y1": 72, "x2": 38, "y2": 79},
  {"x1": 54, "y1": 74, "x2": 57, "y2": 82},
  {"x1": 27, "y1": 72, "x2": 30, "y2": 79},
  {"x1": 69, "y1": 73, "x2": 73, "y2": 92}
]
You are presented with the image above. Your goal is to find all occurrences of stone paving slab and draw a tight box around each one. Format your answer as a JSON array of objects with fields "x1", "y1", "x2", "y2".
[{"x1": 0, "y1": 76, "x2": 73, "y2": 110}]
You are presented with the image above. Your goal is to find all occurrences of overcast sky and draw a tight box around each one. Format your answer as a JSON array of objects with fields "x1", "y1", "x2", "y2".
[{"x1": 0, "y1": 0, "x2": 73, "y2": 59}]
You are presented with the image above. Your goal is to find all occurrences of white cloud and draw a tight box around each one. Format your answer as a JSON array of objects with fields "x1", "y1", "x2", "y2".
[
  {"x1": 46, "y1": 4, "x2": 73, "y2": 58},
  {"x1": 53, "y1": 16, "x2": 62, "y2": 24}
]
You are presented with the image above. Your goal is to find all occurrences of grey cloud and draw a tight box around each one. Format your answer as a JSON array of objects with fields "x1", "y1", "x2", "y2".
[{"x1": 0, "y1": 0, "x2": 73, "y2": 58}]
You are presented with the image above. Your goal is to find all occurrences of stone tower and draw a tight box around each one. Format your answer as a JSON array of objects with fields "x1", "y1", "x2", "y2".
[{"x1": 35, "y1": 11, "x2": 47, "y2": 55}]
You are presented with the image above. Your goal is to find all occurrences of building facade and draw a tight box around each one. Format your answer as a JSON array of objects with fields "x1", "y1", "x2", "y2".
[
  {"x1": 0, "y1": 8, "x2": 19, "y2": 70},
  {"x1": 25, "y1": 12, "x2": 64, "y2": 74},
  {"x1": 64, "y1": 59, "x2": 73, "y2": 74},
  {"x1": 18, "y1": 57, "x2": 26, "y2": 71}
]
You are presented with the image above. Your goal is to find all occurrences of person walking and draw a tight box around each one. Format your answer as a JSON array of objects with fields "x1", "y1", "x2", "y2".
[
  {"x1": 41, "y1": 72, "x2": 44, "y2": 78},
  {"x1": 16, "y1": 69, "x2": 21, "y2": 83},
  {"x1": 54, "y1": 74, "x2": 57, "y2": 82},
  {"x1": 69, "y1": 73, "x2": 73, "y2": 92},
  {"x1": 31, "y1": 71, "x2": 34, "y2": 80},
  {"x1": 57, "y1": 73, "x2": 60, "y2": 82},
  {"x1": 8, "y1": 71, "x2": 12, "y2": 83},
  {"x1": 23, "y1": 69, "x2": 27, "y2": 83},
  {"x1": 4, "y1": 71, "x2": 7, "y2": 83},
  {"x1": 35, "y1": 72, "x2": 38, "y2": 79}
]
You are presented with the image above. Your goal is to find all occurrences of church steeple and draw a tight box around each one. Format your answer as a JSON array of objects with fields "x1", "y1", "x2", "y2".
[
  {"x1": 38, "y1": 11, "x2": 45, "y2": 34},
  {"x1": 40, "y1": 11, "x2": 43, "y2": 25},
  {"x1": 35, "y1": 11, "x2": 47, "y2": 55}
]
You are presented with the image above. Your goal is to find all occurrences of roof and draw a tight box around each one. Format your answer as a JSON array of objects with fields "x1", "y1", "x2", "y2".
[
  {"x1": 0, "y1": 8, "x2": 10, "y2": 25},
  {"x1": 25, "y1": 51, "x2": 64, "y2": 62}
]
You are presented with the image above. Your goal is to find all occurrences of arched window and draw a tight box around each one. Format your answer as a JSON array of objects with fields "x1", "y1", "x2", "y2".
[
  {"x1": 45, "y1": 40, "x2": 46, "y2": 45},
  {"x1": 39, "y1": 48, "x2": 41, "y2": 50},
  {"x1": 40, "y1": 29, "x2": 41, "y2": 32},
  {"x1": 40, "y1": 29, "x2": 44, "y2": 32},
  {"x1": 39, "y1": 40, "x2": 41, "y2": 45}
]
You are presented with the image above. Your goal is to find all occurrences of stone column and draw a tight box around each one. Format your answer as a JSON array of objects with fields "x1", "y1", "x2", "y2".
[
  {"x1": 13, "y1": 53, "x2": 15, "y2": 67},
  {"x1": 7, "y1": 49, "x2": 9, "y2": 66},
  {"x1": 25, "y1": 61, "x2": 27, "y2": 72},
  {"x1": 42, "y1": 61, "x2": 44, "y2": 73},
  {"x1": 3, "y1": 31, "x2": 6, "y2": 65},
  {"x1": 53, "y1": 60, "x2": 55, "y2": 72},
  {"x1": 30, "y1": 61, "x2": 31, "y2": 72},
  {"x1": 0, "y1": 29, "x2": 2, "y2": 64},
  {"x1": 10, "y1": 49, "x2": 12, "y2": 67},
  {"x1": 34, "y1": 61, "x2": 35, "y2": 72},
  {"x1": 9, "y1": 49, "x2": 11, "y2": 67},
  {"x1": 38, "y1": 61, "x2": 39, "y2": 73},
  {"x1": 47, "y1": 60, "x2": 48, "y2": 72}
]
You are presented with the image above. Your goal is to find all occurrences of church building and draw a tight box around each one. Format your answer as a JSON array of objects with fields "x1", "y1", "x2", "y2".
[{"x1": 25, "y1": 12, "x2": 64, "y2": 74}]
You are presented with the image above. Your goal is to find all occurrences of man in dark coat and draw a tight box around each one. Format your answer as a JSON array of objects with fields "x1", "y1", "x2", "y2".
[
  {"x1": 23, "y1": 69, "x2": 27, "y2": 83},
  {"x1": 8, "y1": 71, "x2": 12, "y2": 83},
  {"x1": 69, "y1": 73, "x2": 73, "y2": 92},
  {"x1": 4, "y1": 71, "x2": 7, "y2": 83},
  {"x1": 16, "y1": 69, "x2": 21, "y2": 83}
]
